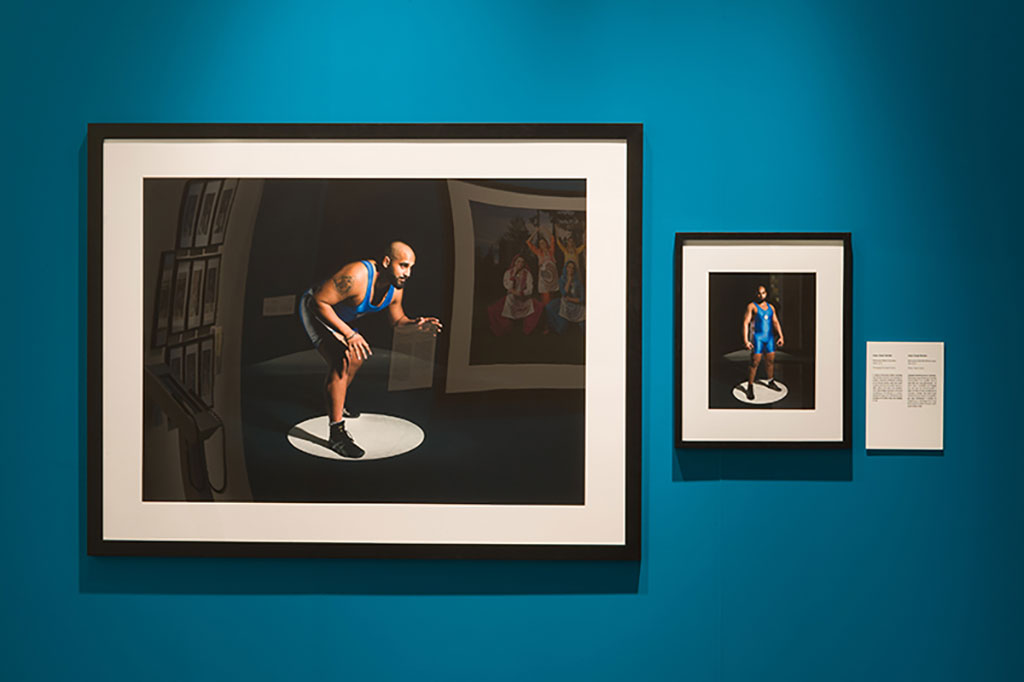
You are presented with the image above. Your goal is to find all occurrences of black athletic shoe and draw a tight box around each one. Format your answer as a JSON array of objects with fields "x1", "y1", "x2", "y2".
[
  {"x1": 745, "y1": 383, "x2": 755, "y2": 400},
  {"x1": 766, "y1": 379, "x2": 782, "y2": 392},
  {"x1": 343, "y1": 406, "x2": 360, "y2": 418},
  {"x1": 328, "y1": 422, "x2": 365, "y2": 459}
]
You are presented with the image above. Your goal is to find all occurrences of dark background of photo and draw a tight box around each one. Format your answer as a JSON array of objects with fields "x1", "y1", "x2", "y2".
[
  {"x1": 707, "y1": 272, "x2": 816, "y2": 409},
  {"x1": 240, "y1": 179, "x2": 448, "y2": 366},
  {"x1": 143, "y1": 178, "x2": 587, "y2": 505}
]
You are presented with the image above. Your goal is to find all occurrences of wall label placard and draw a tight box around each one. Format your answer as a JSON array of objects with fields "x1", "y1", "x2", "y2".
[{"x1": 866, "y1": 341, "x2": 944, "y2": 450}]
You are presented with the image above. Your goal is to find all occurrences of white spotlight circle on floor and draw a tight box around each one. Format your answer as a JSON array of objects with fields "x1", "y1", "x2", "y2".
[
  {"x1": 732, "y1": 381, "x2": 789, "y2": 405},
  {"x1": 287, "y1": 414, "x2": 424, "y2": 461}
]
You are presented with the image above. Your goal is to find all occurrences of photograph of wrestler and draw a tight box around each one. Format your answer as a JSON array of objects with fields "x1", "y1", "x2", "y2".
[
  {"x1": 141, "y1": 178, "x2": 588, "y2": 506},
  {"x1": 707, "y1": 273, "x2": 816, "y2": 409}
]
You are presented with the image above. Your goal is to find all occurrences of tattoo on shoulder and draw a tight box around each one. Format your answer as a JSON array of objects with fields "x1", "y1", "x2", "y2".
[{"x1": 333, "y1": 274, "x2": 353, "y2": 295}]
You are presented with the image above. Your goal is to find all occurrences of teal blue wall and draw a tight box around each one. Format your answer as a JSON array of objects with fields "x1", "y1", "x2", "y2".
[{"x1": 3, "y1": 1, "x2": 1021, "y2": 679}]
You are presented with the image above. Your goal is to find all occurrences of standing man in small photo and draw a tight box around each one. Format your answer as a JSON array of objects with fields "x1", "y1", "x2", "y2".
[
  {"x1": 742, "y1": 284, "x2": 784, "y2": 400},
  {"x1": 298, "y1": 241, "x2": 441, "y2": 458}
]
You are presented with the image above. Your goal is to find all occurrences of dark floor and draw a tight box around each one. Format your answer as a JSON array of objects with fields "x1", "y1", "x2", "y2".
[
  {"x1": 240, "y1": 350, "x2": 585, "y2": 504},
  {"x1": 708, "y1": 350, "x2": 816, "y2": 409}
]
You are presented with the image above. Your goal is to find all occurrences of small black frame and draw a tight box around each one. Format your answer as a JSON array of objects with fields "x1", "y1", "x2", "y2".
[{"x1": 675, "y1": 232, "x2": 852, "y2": 449}]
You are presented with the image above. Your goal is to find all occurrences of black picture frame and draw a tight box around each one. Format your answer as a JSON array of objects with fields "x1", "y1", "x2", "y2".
[
  {"x1": 88, "y1": 123, "x2": 642, "y2": 560},
  {"x1": 675, "y1": 232, "x2": 852, "y2": 449}
]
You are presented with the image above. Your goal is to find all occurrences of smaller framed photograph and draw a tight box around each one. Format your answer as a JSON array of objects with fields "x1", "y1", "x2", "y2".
[
  {"x1": 170, "y1": 259, "x2": 191, "y2": 334},
  {"x1": 183, "y1": 341, "x2": 199, "y2": 396},
  {"x1": 201, "y1": 255, "x2": 220, "y2": 327},
  {"x1": 676, "y1": 233, "x2": 852, "y2": 448},
  {"x1": 210, "y1": 178, "x2": 236, "y2": 246},
  {"x1": 166, "y1": 344, "x2": 184, "y2": 385},
  {"x1": 192, "y1": 180, "x2": 221, "y2": 249},
  {"x1": 150, "y1": 251, "x2": 176, "y2": 348},
  {"x1": 177, "y1": 180, "x2": 203, "y2": 249},
  {"x1": 198, "y1": 336, "x2": 215, "y2": 407},
  {"x1": 186, "y1": 258, "x2": 206, "y2": 330}
]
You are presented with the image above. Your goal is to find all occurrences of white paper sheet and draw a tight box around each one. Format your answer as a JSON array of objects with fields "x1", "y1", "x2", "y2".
[
  {"x1": 866, "y1": 342, "x2": 944, "y2": 450},
  {"x1": 387, "y1": 324, "x2": 437, "y2": 391}
]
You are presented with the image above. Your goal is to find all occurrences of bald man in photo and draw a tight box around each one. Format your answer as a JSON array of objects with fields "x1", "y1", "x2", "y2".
[{"x1": 299, "y1": 241, "x2": 442, "y2": 458}]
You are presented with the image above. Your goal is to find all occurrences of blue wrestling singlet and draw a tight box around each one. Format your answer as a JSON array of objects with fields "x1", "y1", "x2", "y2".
[
  {"x1": 332, "y1": 260, "x2": 394, "y2": 324},
  {"x1": 751, "y1": 302, "x2": 775, "y2": 354},
  {"x1": 299, "y1": 260, "x2": 394, "y2": 347}
]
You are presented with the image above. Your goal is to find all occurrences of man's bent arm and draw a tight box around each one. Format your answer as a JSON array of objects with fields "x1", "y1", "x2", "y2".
[
  {"x1": 771, "y1": 305, "x2": 784, "y2": 345},
  {"x1": 387, "y1": 289, "x2": 442, "y2": 330},
  {"x1": 312, "y1": 264, "x2": 366, "y2": 340},
  {"x1": 742, "y1": 304, "x2": 754, "y2": 348}
]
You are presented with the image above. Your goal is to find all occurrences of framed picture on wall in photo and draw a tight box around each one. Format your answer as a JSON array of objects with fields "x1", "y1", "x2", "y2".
[
  {"x1": 192, "y1": 179, "x2": 221, "y2": 249},
  {"x1": 186, "y1": 258, "x2": 205, "y2": 330},
  {"x1": 202, "y1": 255, "x2": 220, "y2": 327},
  {"x1": 169, "y1": 258, "x2": 190, "y2": 335},
  {"x1": 183, "y1": 340, "x2": 199, "y2": 396},
  {"x1": 88, "y1": 123, "x2": 642, "y2": 559},
  {"x1": 199, "y1": 336, "x2": 215, "y2": 407},
  {"x1": 210, "y1": 178, "x2": 236, "y2": 246},
  {"x1": 151, "y1": 251, "x2": 175, "y2": 348},
  {"x1": 166, "y1": 344, "x2": 184, "y2": 385},
  {"x1": 675, "y1": 233, "x2": 852, "y2": 449},
  {"x1": 177, "y1": 180, "x2": 203, "y2": 249}
]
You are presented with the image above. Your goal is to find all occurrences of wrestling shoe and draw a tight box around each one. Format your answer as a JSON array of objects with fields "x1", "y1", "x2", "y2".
[
  {"x1": 745, "y1": 383, "x2": 755, "y2": 400},
  {"x1": 343, "y1": 406, "x2": 360, "y2": 418},
  {"x1": 766, "y1": 379, "x2": 782, "y2": 392},
  {"x1": 328, "y1": 422, "x2": 365, "y2": 459}
]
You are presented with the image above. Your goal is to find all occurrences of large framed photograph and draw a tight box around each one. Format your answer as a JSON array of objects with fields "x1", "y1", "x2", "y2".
[
  {"x1": 676, "y1": 233, "x2": 851, "y2": 448},
  {"x1": 89, "y1": 123, "x2": 642, "y2": 559}
]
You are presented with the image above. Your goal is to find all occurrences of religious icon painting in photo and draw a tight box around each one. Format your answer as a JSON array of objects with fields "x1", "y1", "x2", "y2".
[
  {"x1": 676, "y1": 234, "x2": 851, "y2": 448},
  {"x1": 446, "y1": 180, "x2": 586, "y2": 392},
  {"x1": 90, "y1": 124, "x2": 641, "y2": 559}
]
